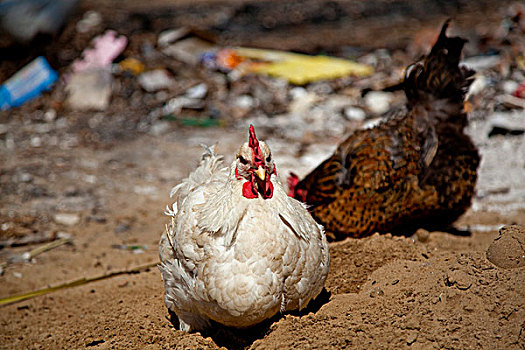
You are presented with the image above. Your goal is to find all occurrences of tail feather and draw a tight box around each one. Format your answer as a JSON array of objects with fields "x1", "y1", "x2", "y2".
[{"x1": 404, "y1": 20, "x2": 475, "y2": 105}]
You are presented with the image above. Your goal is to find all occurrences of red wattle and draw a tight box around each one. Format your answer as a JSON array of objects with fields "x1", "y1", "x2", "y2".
[{"x1": 242, "y1": 181, "x2": 258, "y2": 198}]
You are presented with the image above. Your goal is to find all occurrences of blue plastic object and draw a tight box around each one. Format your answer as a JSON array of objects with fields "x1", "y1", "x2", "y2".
[{"x1": 0, "y1": 56, "x2": 58, "y2": 110}]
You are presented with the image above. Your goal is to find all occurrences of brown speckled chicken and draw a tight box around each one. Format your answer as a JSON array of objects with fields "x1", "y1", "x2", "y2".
[{"x1": 288, "y1": 21, "x2": 480, "y2": 240}]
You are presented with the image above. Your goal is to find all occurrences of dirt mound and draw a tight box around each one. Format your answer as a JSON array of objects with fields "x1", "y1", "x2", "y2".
[
  {"x1": 486, "y1": 225, "x2": 525, "y2": 269},
  {"x1": 255, "y1": 251, "x2": 525, "y2": 349}
]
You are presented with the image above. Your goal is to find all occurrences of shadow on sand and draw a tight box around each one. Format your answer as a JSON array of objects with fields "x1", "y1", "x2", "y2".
[{"x1": 168, "y1": 288, "x2": 331, "y2": 350}]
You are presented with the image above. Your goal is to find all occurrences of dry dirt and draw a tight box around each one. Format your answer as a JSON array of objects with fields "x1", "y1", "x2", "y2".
[
  {"x1": 1, "y1": 1, "x2": 525, "y2": 349},
  {"x1": 1, "y1": 127, "x2": 523, "y2": 350}
]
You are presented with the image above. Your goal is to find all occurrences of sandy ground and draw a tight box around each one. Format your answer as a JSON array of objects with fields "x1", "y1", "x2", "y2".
[
  {"x1": 1, "y1": 125, "x2": 523, "y2": 349},
  {"x1": 1, "y1": 0, "x2": 524, "y2": 349}
]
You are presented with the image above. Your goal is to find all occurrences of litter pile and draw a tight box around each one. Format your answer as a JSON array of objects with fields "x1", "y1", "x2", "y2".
[{"x1": 1, "y1": 3, "x2": 524, "y2": 146}]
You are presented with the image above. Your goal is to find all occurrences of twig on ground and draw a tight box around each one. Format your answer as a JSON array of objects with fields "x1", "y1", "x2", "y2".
[{"x1": 0, "y1": 261, "x2": 158, "y2": 306}]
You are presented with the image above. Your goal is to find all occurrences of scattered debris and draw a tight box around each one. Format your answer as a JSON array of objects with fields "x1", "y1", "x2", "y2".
[
  {"x1": 65, "y1": 69, "x2": 112, "y2": 111},
  {"x1": 234, "y1": 47, "x2": 374, "y2": 85},
  {"x1": 72, "y1": 30, "x2": 127, "y2": 72},
  {"x1": 488, "y1": 113, "x2": 525, "y2": 137},
  {"x1": 137, "y1": 69, "x2": 174, "y2": 92},
  {"x1": 162, "y1": 37, "x2": 215, "y2": 66},
  {"x1": 76, "y1": 10, "x2": 102, "y2": 33},
  {"x1": 118, "y1": 58, "x2": 145, "y2": 75},
  {"x1": 157, "y1": 27, "x2": 190, "y2": 47},
  {"x1": 513, "y1": 84, "x2": 525, "y2": 98},
  {"x1": 498, "y1": 94, "x2": 525, "y2": 109},
  {"x1": 0, "y1": 231, "x2": 71, "y2": 248},
  {"x1": 3, "y1": 236, "x2": 72, "y2": 268},
  {"x1": 462, "y1": 54, "x2": 501, "y2": 71},
  {"x1": 0, "y1": 57, "x2": 58, "y2": 110}
]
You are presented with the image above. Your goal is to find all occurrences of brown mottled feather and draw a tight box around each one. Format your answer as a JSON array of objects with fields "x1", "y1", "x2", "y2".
[{"x1": 291, "y1": 21, "x2": 479, "y2": 240}]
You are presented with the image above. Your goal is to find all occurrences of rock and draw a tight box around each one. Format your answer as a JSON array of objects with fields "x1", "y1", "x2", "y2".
[
  {"x1": 369, "y1": 286, "x2": 384, "y2": 298},
  {"x1": 138, "y1": 70, "x2": 174, "y2": 92},
  {"x1": 344, "y1": 106, "x2": 366, "y2": 121},
  {"x1": 185, "y1": 83, "x2": 208, "y2": 99},
  {"x1": 33, "y1": 123, "x2": 52, "y2": 133},
  {"x1": 364, "y1": 91, "x2": 393, "y2": 115},
  {"x1": 18, "y1": 173, "x2": 33, "y2": 183},
  {"x1": 163, "y1": 96, "x2": 204, "y2": 115},
  {"x1": 486, "y1": 225, "x2": 525, "y2": 269},
  {"x1": 149, "y1": 121, "x2": 171, "y2": 136},
  {"x1": 76, "y1": 10, "x2": 102, "y2": 33},
  {"x1": 445, "y1": 270, "x2": 473, "y2": 290},
  {"x1": 502, "y1": 80, "x2": 519, "y2": 95},
  {"x1": 44, "y1": 109, "x2": 57, "y2": 122},
  {"x1": 233, "y1": 95, "x2": 255, "y2": 109},
  {"x1": 30, "y1": 136, "x2": 42, "y2": 147},
  {"x1": 54, "y1": 213, "x2": 80, "y2": 226},
  {"x1": 406, "y1": 330, "x2": 418, "y2": 345},
  {"x1": 414, "y1": 228, "x2": 430, "y2": 243}
]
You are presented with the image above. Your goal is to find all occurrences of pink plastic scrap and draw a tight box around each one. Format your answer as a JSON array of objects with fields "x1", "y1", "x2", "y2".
[{"x1": 72, "y1": 30, "x2": 127, "y2": 72}]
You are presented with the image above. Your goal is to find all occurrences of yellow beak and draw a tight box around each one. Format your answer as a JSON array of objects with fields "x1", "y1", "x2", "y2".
[{"x1": 254, "y1": 167, "x2": 266, "y2": 181}]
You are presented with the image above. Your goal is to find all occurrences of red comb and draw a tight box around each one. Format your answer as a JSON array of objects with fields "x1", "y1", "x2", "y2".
[{"x1": 248, "y1": 124, "x2": 264, "y2": 168}]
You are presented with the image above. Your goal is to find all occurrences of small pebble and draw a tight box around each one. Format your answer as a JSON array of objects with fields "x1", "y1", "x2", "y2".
[
  {"x1": 54, "y1": 213, "x2": 80, "y2": 226},
  {"x1": 344, "y1": 106, "x2": 366, "y2": 121},
  {"x1": 369, "y1": 286, "x2": 384, "y2": 298},
  {"x1": 44, "y1": 109, "x2": 57, "y2": 122},
  {"x1": 185, "y1": 83, "x2": 208, "y2": 99},
  {"x1": 30, "y1": 136, "x2": 42, "y2": 148},
  {"x1": 415, "y1": 228, "x2": 430, "y2": 242},
  {"x1": 149, "y1": 121, "x2": 171, "y2": 136},
  {"x1": 406, "y1": 330, "x2": 418, "y2": 345},
  {"x1": 364, "y1": 91, "x2": 393, "y2": 114}
]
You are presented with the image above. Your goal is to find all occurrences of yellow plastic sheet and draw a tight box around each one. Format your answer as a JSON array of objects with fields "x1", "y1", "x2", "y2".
[{"x1": 235, "y1": 47, "x2": 374, "y2": 85}]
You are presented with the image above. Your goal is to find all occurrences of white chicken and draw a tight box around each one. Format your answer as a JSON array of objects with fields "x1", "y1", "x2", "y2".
[{"x1": 159, "y1": 125, "x2": 330, "y2": 332}]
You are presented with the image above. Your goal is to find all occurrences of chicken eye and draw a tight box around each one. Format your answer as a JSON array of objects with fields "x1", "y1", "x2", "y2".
[
  {"x1": 238, "y1": 156, "x2": 248, "y2": 165},
  {"x1": 266, "y1": 155, "x2": 272, "y2": 162}
]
